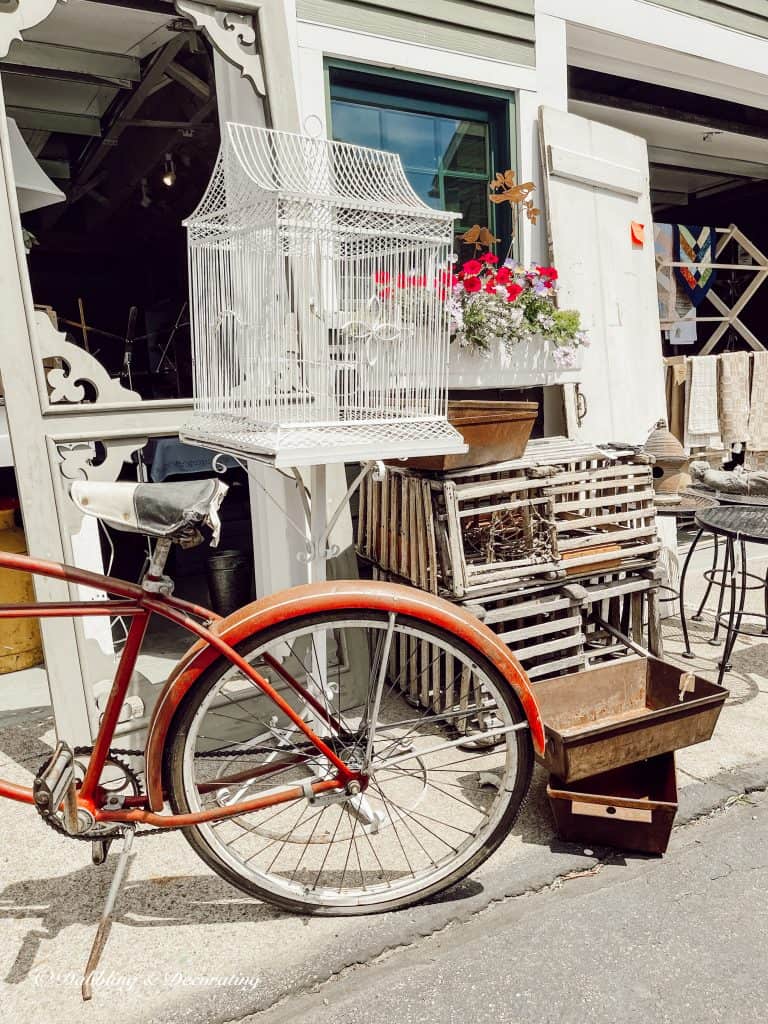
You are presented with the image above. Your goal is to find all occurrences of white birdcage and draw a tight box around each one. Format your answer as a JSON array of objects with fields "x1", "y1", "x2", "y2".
[{"x1": 181, "y1": 123, "x2": 466, "y2": 467}]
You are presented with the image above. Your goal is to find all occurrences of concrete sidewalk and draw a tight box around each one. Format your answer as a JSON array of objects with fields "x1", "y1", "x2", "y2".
[{"x1": 0, "y1": 533, "x2": 766, "y2": 1024}]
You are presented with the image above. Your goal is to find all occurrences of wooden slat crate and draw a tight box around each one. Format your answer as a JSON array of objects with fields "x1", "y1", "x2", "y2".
[
  {"x1": 359, "y1": 463, "x2": 559, "y2": 597},
  {"x1": 358, "y1": 439, "x2": 659, "y2": 598},
  {"x1": 462, "y1": 585, "x2": 586, "y2": 681},
  {"x1": 373, "y1": 567, "x2": 661, "y2": 720},
  {"x1": 548, "y1": 461, "x2": 659, "y2": 577}
]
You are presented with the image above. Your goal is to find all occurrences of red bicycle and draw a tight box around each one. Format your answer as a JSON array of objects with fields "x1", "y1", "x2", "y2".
[{"x1": 0, "y1": 478, "x2": 544, "y2": 996}]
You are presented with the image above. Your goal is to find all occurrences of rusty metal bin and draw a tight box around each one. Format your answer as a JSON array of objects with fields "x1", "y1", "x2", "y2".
[
  {"x1": 547, "y1": 754, "x2": 678, "y2": 855},
  {"x1": 534, "y1": 656, "x2": 727, "y2": 782}
]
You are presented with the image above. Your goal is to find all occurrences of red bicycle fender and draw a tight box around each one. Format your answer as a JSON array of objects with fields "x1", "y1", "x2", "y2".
[{"x1": 144, "y1": 580, "x2": 545, "y2": 810}]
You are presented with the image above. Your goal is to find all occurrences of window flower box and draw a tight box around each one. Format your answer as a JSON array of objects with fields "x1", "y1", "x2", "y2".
[
  {"x1": 448, "y1": 335, "x2": 584, "y2": 388},
  {"x1": 446, "y1": 256, "x2": 588, "y2": 389}
]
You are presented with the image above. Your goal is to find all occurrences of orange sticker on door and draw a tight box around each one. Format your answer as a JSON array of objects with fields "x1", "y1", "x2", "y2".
[{"x1": 631, "y1": 221, "x2": 645, "y2": 246}]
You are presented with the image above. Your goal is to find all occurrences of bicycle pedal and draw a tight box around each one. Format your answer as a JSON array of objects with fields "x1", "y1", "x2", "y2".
[{"x1": 34, "y1": 741, "x2": 76, "y2": 818}]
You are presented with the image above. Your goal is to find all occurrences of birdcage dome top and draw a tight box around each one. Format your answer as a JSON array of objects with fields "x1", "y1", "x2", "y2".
[{"x1": 186, "y1": 122, "x2": 461, "y2": 229}]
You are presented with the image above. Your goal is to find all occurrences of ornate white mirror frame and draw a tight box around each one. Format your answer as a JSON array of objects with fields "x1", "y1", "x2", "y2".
[{"x1": 0, "y1": 0, "x2": 299, "y2": 742}]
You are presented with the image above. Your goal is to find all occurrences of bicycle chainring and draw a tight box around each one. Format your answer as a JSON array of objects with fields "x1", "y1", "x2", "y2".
[{"x1": 34, "y1": 746, "x2": 143, "y2": 842}]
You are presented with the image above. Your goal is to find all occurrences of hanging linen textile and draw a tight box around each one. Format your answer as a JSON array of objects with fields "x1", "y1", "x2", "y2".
[
  {"x1": 654, "y1": 223, "x2": 677, "y2": 322},
  {"x1": 664, "y1": 356, "x2": 687, "y2": 443},
  {"x1": 685, "y1": 355, "x2": 722, "y2": 450},
  {"x1": 718, "y1": 351, "x2": 750, "y2": 446},
  {"x1": 673, "y1": 225, "x2": 718, "y2": 308},
  {"x1": 748, "y1": 352, "x2": 768, "y2": 452}
]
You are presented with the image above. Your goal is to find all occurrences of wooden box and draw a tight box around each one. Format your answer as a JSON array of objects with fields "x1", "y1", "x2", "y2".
[
  {"x1": 547, "y1": 754, "x2": 678, "y2": 855},
  {"x1": 547, "y1": 458, "x2": 658, "y2": 577},
  {"x1": 373, "y1": 568, "x2": 660, "y2": 722}
]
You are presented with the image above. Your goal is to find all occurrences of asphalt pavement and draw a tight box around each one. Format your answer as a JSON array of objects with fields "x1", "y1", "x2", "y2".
[{"x1": 247, "y1": 790, "x2": 768, "y2": 1024}]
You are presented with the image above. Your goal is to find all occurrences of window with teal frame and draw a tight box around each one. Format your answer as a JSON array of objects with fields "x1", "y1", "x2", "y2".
[{"x1": 327, "y1": 64, "x2": 514, "y2": 258}]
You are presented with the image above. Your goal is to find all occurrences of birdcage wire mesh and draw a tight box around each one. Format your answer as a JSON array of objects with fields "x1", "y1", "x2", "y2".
[{"x1": 182, "y1": 124, "x2": 466, "y2": 466}]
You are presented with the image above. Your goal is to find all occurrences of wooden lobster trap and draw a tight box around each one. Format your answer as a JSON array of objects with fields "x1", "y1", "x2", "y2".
[
  {"x1": 373, "y1": 566, "x2": 663, "y2": 722},
  {"x1": 548, "y1": 458, "x2": 659, "y2": 577},
  {"x1": 358, "y1": 439, "x2": 659, "y2": 598},
  {"x1": 358, "y1": 463, "x2": 558, "y2": 597}
]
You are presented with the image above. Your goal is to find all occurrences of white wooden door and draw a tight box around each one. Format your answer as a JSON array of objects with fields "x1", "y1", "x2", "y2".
[{"x1": 539, "y1": 106, "x2": 666, "y2": 444}]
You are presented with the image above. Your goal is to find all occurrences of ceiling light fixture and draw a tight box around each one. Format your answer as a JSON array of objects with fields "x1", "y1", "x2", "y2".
[{"x1": 162, "y1": 153, "x2": 176, "y2": 188}]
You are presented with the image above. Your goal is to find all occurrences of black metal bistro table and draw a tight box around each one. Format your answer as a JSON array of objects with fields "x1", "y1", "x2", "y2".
[{"x1": 678, "y1": 505, "x2": 768, "y2": 686}]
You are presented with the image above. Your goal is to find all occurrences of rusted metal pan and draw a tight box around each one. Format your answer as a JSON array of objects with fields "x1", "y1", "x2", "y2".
[{"x1": 534, "y1": 656, "x2": 727, "y2": 781}]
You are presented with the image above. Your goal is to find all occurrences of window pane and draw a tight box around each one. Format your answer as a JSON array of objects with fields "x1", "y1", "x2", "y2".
[
  {"x1": 444, "y1": 176, "x2": 489, "y2": 229},
  {"x1": 329, "y1": 80, "x2": 504, "y2": 247},
  {"x1": 405, "y1": 171, "x2": 442, "y2": 209},
  {"x1": 331, "y1": 100, "x2": 382, "y2": 150},
  {"x1": 438, "y1": 120, "x2": 488, "y2": 175},
  {"x1": 381, "y1": 109, "x2": 438, "y2": 171}
]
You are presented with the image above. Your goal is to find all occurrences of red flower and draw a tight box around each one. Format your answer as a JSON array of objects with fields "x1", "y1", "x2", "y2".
[
  {"x1": 374, "y1": 270, "x2": 390, "y2": 285},
  {"x1": 379, "y1": 287, "x2": 393, "y2": 299},
  {"x1": 537, "y1": 266, "x2": 558, "y2": 280},
  {"x1": 410, "y1": 274, "x2": 428, "y2": 288},
  {"x1": 506, "y1": 282, "x2": 523, "y2": 302},
  {"x1": 484, "y1": 276, "x2": 497, "y2": 293},
  {"x1": 496, "y1": 266, "x2": 511, "y2": 285},
  {"x1": 481, "y1": 253, "x2": 499, "y2": 264},
  {"x1": 462, "y1": 259, "x2": 483, "y2": 276},
  {"x1": 439, "y1": 269, "x2": 459, "y2": 286},
  {"x1": 396, "y1": 273, "x2": 408, "y2": 289},
  {"x1": 464, "y1": 276, "x2": 482, "y2": 293}
]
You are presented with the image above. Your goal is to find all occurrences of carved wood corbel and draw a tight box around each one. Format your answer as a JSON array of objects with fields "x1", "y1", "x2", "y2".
[{"x1": 175, "y1": 0, "x2": 266, "y2": 95}]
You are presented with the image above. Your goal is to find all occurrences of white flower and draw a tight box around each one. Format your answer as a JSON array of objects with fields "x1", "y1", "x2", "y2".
[{"x1": 551, "y1": 345, "x2": 576, "y2": 368}]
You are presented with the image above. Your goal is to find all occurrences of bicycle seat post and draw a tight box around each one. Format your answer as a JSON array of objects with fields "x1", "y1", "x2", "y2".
[{"x1": 142, "y1": 537, "x2": 174, "y2": 595}]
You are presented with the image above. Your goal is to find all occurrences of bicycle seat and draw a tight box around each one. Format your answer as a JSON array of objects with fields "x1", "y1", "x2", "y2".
[{"x1": 70, "y1": 479, "x2": 228, "y2": 547}]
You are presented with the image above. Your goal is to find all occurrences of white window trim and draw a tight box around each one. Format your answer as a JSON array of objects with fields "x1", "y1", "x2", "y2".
[{"x1": 295, "y1": 20, "x2": 543, "y2": 261}]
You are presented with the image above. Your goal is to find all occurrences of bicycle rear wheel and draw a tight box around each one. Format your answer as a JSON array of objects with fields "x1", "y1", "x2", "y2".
[{"x1": 165, "y1": 610, "x2": 532, "y2": 914}]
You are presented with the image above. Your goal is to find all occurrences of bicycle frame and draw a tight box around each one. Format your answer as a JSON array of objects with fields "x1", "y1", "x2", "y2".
[{"x1": 0, "y1": 548, "x2": 356, "y2": 829}]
